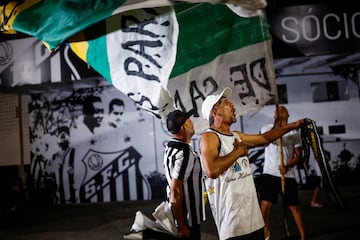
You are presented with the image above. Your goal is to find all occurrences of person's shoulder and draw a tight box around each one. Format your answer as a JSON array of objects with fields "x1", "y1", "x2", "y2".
[
  {"x1": 201, "y1": 128, "x2": 215, "y2": 133},
  {"x1": 167, "y1": 139, "x2": 189, "y2": 149},
  {"x1": 201, "y1": 128, "x2": 219, "y2": 137},
  {"x1": 200, "y1": 130, "x2": 221, "y2": 145},
  {"x1": 201, "y1": 130, "x2": 218, "y2": 139}
]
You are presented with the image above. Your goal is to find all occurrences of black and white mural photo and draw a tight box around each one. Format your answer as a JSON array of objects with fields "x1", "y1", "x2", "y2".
[{"x1": 28, "y1": 86, "x2": 173, "y2": 204}]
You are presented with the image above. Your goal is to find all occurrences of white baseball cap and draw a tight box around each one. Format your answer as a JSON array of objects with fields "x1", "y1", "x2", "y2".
[{"x1": 201, "y1": 87, "x2": 232, "y2": 120}]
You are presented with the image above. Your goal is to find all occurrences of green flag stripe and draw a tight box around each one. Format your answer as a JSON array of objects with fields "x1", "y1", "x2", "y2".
[
  {"x1": 171, "y1": 3, "x2": 270, "y2": 78},
  {"x1": 13, "y1": 0, "x2": 126, "y2": 50},
  {"x1": 83, "y1": 20, "x2": 111, "y2": 83}
]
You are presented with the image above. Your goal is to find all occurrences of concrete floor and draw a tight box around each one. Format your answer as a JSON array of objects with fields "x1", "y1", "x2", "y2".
[{"x1": 1, "y1": 185, "x2": 359, "y2": 240}]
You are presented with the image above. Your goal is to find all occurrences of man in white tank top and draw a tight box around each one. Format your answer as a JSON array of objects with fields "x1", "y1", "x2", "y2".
[{"x1": 199, "y1": 88, "x2": 304, "y2": 240}]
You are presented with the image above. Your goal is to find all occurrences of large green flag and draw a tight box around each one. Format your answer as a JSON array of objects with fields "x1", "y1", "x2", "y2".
[
  {"x1": 0, "y1": 0, "x2": 266, "y2": 50},
  {"x1": 69, "y1": 4, "x2": 275, "y2": 131},
  {"x1": 1, "y1": 1, "x2": 273, "y2": 131}
]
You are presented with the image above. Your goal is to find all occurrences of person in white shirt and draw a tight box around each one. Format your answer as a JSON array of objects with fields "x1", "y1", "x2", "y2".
[{"x1": 259, "y1": 106, "x2": 306, "y2": 240}]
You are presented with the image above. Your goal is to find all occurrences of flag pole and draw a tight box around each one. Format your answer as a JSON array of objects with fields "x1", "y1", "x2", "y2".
[
  {"x1": 268, "y1": 55, "x2": 285, "y2": 194},
  {"x1": 264, "y1": 27, "x2": 286, "y2": 194},
  {"x1": 267, "y1": 21, "x2": 290, "y2": 238},
  {"x1": 273, "y1": 80, "x2": 290, "y2": 238},
  {"x1": 276, "y1": 104, "x2": 285, "y2": 194},
  {"x1": 277, "y1": 106, "x2": 285, "y2": 194}
]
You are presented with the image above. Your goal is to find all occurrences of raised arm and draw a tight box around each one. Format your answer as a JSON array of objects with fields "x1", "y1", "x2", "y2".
[
  {"x1": 236, "y1": 119, "x2": 304, "y2": 148},
  {"x1": 200, "y1": 132, "x2": 247, "y2": 179},
  {"x1": 263, "y1": 120, "x2": 304, "y2": 142},
  {"x1": 236, "y1": 131, "x2": 269, "y2": 148}
]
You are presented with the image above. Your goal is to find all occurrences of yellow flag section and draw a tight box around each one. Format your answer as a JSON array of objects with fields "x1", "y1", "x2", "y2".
[{"x1": 0, "y1": 0, "x2": 41, "y2": 34}]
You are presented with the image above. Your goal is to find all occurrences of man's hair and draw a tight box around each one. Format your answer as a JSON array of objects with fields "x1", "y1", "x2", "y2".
[
  {"x1": 83, "y1": 96, "x2": 102, "y2": 115},
  {"x1": 56, "y1": 126, "x2": 70, "y2": 136},
  {"x1": 109, "y1": 98, "x2": 124, "y2": 113},
  {"x1": 166, "y1": 109, "x2": 194, "y2": 134}
]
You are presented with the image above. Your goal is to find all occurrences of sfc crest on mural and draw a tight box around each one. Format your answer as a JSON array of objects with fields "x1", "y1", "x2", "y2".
[{"x1": 80, "y1": 147, "x2": 151, "y2": 202}]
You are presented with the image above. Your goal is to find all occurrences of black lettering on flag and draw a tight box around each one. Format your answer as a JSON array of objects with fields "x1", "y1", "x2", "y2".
[
  {"x1": 230, "y1": 57, "x2": 273, "y2": 104},
  {"x1": 230, "y1": 63, "x2": 255, "y2": 100},
  {"x1": 173, "y1": 90, "x2": 186, "y2": 112},
  {"x1": 127, "y1": 92, "x2": 161, "y2": 119},
  {"x1": 189, "y1": 81, "x2": 206, "y2": 118},
  {"x1": 173, "y1": 78, "x2": 217, "y2": 118},
  {"x1": 203, "y1": 76, "x2": 218, "y2": 95},
  {"x1": 122, "y1": 39, "x2": 163, "y2": 69},
  {"x1": 121, "y1": 10, "x2": 170, "y2": 83},
  {"x1": 124, "y1": 57, "x2": 159, "y2": 82},
  {"x1": 250, "y1": 58, "x2": 271, "y2": 91}
]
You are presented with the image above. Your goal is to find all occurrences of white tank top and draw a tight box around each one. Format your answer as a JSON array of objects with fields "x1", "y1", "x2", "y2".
[{"x1": 202, "y1": 129, "x2": 264, "y2": 240}]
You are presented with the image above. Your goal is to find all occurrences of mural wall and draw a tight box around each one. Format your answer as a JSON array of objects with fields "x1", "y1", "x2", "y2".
[{"x1": 28, "y1": 85, "x2": 188, "y2": 204}]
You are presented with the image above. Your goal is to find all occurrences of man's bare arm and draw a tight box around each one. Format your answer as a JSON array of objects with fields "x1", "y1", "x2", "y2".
[
  {"x1": 279, "y1": 146, "x2": 302, "y2": 175},
  {"x1": 237, "y1": 120, "x2": 304, "y2": 148},
  {"x1": 170, "y1": 178, "x2": 190, "y2": 238},
  {"x1": 200, "y1": 132, "x2": 247, "y2": 179},
  {"x1": 262, "y1": 120, "x2": 304, "y2": 143}
]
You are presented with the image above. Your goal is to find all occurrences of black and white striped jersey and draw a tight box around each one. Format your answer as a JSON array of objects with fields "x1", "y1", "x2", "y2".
[{"x1": 163, "y1": 139, "x2": 203, "y2": 226}]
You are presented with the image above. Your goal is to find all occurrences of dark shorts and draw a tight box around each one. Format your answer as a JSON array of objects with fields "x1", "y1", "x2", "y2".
[
  {"x1": 258, "y1": 174, "x2": 299, "y2": 206},
  {"x1": 307, "y1": 175, "x2": 322, "y2": 188},
  {"x1": 226, "y1": 228, "x2": 264, "y2": 240}
]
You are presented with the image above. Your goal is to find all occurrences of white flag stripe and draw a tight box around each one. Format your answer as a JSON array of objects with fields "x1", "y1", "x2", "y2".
[
  {"x1": 169, "y1": 41, "x2": 275, "y2": 133},
  {"x1": 107, "y1": 7, "x2": 178, "y2": 118}
]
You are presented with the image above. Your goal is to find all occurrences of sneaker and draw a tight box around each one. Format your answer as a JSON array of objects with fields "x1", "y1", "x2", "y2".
[{"x1": 310, "y1": 202, "x2": 323, "y2": 208}]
